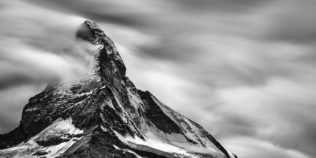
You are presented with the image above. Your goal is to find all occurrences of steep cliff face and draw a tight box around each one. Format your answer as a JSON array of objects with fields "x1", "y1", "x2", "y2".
[{"x1": 0, "y1": 20, "x2": 237, "y2": 158}]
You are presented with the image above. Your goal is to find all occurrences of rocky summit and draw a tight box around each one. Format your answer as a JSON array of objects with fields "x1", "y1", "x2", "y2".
[{"x1": 0, "y1": 20, "x2": 237, "y2": 158}]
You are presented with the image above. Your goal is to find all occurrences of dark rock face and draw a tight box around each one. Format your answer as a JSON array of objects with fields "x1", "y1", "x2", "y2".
[
  {"x1": 0, "y1": 20, "x2": 236, "y2": 158},
  {"x1": 138, "y1": 91, "x2": 183, "y2": 134}
]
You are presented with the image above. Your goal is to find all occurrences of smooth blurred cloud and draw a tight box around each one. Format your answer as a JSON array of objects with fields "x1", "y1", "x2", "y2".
[
  {"x1": 223, "y1": 137, "x2": 311, "y2": 158},
  {"x1": 0, "y1": 85, "x2": 44, "y2": 133},
  {"x1": 1, "y1": 0, "x2": 316, "y2": 158},
  {"x1": 262, "y1": 0, "x2": 316, "y2": 43}
]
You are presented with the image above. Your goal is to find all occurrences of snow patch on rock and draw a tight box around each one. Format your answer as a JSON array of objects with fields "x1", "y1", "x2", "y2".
[
  {"x1": 114, "y1": 131, "x2": 198, "y2": 158},
  {"x1": 0, "y1": 118, "x2": 83, "y2": 158}
]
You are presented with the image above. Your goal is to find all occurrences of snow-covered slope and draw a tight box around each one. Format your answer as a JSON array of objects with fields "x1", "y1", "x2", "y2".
[{"x1": 0, "y1": 20, "x2": 237, "y2": 158}]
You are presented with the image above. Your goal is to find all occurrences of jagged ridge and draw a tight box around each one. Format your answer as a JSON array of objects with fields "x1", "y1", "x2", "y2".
[{"x1": 0, "y1": 20, "x2": 237, "y2": 158}]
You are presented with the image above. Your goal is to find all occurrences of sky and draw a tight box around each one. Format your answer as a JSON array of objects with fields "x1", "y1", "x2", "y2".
[{"x1": 0, "y1": 0, "x2": 315, "y2": 158}]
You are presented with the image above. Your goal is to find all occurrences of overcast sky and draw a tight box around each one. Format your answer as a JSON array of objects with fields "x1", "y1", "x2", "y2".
[{"x1": 1, "y1": 0, "x2": 316, "y2": 158}]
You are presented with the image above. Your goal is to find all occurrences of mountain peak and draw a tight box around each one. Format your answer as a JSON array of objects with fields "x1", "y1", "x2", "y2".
[
  {"x1": 0, "y1": 20, "x2": 236, "y2": 158},
  {"x1": 76, "y1": 20, "x2": 126, "y2": 79},
  {"x1": 76, "y1": 20, "x2": 115, "y2": 49}
]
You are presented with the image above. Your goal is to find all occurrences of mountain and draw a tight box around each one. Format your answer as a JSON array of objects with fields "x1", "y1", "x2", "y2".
[{"x1": 0, "y1": 20, "x2": 237, "y2": 158}]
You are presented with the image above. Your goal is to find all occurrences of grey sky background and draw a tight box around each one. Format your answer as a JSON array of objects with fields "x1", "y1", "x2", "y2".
[{"x1": 0, "y1": 0, "x2": 316, "y2": 158}]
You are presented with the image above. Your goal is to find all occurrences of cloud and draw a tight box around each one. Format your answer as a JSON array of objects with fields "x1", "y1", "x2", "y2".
[
  {"x1": 261, "y1": 0, "x2": 316, "y2": 43},
  {"x1": 223, "y1": 137, "x2": 311, "y2": 158},
  {"x1": 210, "y1": 78, "x2": 316, "y2": 156},
  {"x1": 0, "y1": 85, "x2": 44, "y2": 133},
  {"x1": 1, "y1": 0, "x2": 316, "y2": 158}
]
